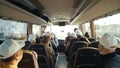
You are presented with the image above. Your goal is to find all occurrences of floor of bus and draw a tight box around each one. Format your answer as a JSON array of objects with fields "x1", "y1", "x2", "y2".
[{"x1": 55, "y1": 52, "x2": 68, "y2": 68}]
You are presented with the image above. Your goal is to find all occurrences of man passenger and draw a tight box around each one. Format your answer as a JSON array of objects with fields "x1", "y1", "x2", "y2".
[{"x1": 97, "y1": 33, "x2": 120, "y2": 68}]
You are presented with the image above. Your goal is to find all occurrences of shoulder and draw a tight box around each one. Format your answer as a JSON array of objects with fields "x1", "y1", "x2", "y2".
[{"x1": 106, "y1": 54, "x2": 120, "y2": 67}]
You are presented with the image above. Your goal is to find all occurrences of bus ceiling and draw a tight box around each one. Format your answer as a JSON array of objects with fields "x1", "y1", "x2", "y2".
[{"x1": 0, "y1": 0, "x2": 120, "y2": 25}]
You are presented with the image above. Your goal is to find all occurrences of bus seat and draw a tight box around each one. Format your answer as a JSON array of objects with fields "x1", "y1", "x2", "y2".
[
  {"x1": 79, "y1": 38, "x2": 88, "y2": 42},
  {"x1": 57, "y1": 39, "x2": 65, "y2": 52},
  {"x1": 65, "y1": 38, "x2": 79, "y2": 57},
  {"x1": 73, "y1": 47, "x2": 100, "y2": 68},
  {"x1": 30, "y1": 44, "x2": 51, "y2": 68},
  {"x1": 68, "y1": 41, "x2": 87, "y2": 59},
  {"x1": 18, "y1": 50, "x2": 39, "y2": 68},
  {"x1": 67, "y1": 52, "x2": 76, "y2": 68},
  {"x1": 89, "y1": 41, "x2": 99, "y2": 48},
  {"x1": 88, "y1": 38, "x2": 96, "y2": 42},
  {"x1": 31, "y1": 43, "x2": 47, "y2": 56},
  {"x1": 76, "y1": 64, "x2": 95, "y2": 68},
  {"x1": 38, "y1": 55, "x2": 50, "y2": 68}
]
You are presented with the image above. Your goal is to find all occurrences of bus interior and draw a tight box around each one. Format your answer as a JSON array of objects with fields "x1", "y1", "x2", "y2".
[{"x1": 0, "y1": 0, "x2": 120, "y2": 68}]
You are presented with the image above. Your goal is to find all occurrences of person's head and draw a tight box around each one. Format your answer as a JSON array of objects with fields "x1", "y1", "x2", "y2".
[
  {"x1": 74, "y1": 28, "x2": 82, "y2": 37},
  {"x1": 98, "y1": 33, "x2": 118, "y2": 55},
  {"x1": 0, "y1": 39, "x2": 24, "y2": 64},
  {"x1": 74, "y1": 28, "x2": 78, "y2": 32},
  {"x1": 85, "y1": 32, "x2": 90, "y2": 38},
  {"x1": 67, "y1": 32, "x2": 71, "y2": 36},
  {"x1": 40, "y1": 36, "x2": 51, "y2": 46}
]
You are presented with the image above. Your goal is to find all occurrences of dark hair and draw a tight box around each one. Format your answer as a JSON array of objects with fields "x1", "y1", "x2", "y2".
[
  {"x1": 74, "y1": 28, "x2": 78, "y2": 32},
  {"x1": 85, "y1": 32, "x2": 90, "y2": 38}
]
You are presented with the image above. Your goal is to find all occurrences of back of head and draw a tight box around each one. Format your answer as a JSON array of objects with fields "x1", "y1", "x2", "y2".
[
  {"x1": 41, "y1": 36, "x2": 51, "y2": 44},
  {"x1": 85, "y1": 32, "x2": 90, "y2": 38},
  {"x1": 99, "y1": 33, "x2": 118, "y2": 51},
  {"x1": 0, "y1": 39, "x2": 25, "y2": 59}
]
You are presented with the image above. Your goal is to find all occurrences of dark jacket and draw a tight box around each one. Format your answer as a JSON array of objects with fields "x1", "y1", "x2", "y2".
[{"x1": 96, "y1": 52, "x2": 120, "y2": 68}]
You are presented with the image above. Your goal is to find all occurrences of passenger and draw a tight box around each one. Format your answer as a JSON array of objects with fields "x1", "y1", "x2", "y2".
[
  {"x1": 97, "y1": 33, "x2": 120, "y2": 68},
  {"x1": 84, "y1": 32, "x2": 90, "y2": 38},
  {"x1": 74, "y1": 28, "x2": 82, "y2": 38},
  {"x1": 51, "y1": 33, "x2": 59, "y2": 47},
  {"x1": 51, "y1": 33, "x2": 58, "y2": 56},
  {"x1": 28, "y1": 34, "x2": 36, "y2": 45},
  {"x1": 24, "y1": 34, "x2": 36, "y2": 49},
  {"x1": 35, "y1": 35, "x2": 41, "y2": 43},
  {"x1": 64, "y1": 33, "x2": 76, "y2": 54},
  {"x1": 0, "y1": 39, "x2": 24, "y2": 68},
  {"x1": 64, "y1": 32, "x2": 71, "y2": 48},
  {"x1": 40, "y1": 35, "x2": 55, "y2": 67}
]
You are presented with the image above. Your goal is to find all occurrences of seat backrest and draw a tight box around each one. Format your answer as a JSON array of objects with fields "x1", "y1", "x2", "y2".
[
  {"x1": 73, "y1": 47, "x2": 100, "y2": 68},
  {"x1": 18, "y1": 50, "x2": 39, "y2": 68},
  {"x1": 88, "y1": 38, "x2": 96, "y2": 42},
  {"x1": 70, "y1": 41, "x2": 87, "y2": 56},
  {"x1": 89, "y1": 41, "x2": 99, "y2": 48},
  {"x1": 31, "y1": 43, "x2": 47, "y2": 56},
  {"x1": 38, "y1": 55, "x2": 50, "y2": 68},
  {"x1": 79, "y1": 38, "x2": 87, "y2": 42},
  {"x1": 66, "y1": 38, "x2": 79, "y2": 57},
  {"x1": 76, "y1": 64, "x2": 95, "y2": 68}
]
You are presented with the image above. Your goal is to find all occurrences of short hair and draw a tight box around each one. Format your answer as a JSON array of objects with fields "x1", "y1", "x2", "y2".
[
  {"x1": 85, "y1": 32, "x2": 90, "y2": 38},
  {"x1": 41, "y1": 36, "x2": 51, "y2": 43},
  {"x1": 74, "y1": 28, "x2": 78, "y2": 32}
]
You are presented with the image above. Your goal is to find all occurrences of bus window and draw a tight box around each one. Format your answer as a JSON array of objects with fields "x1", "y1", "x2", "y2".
[
  {"x1": 45, "y1": 25, "x2": 78, "y2": 40},
  {"x1": 84, "y1": 22, "x2": 91, "y2": 37},
  {"x1": 95, "y1": 13, "x2": 120, "y2": 40},
  {"x1": 0, "y1": 19, "x2": 27, "y2": 39},
  {"x1": 32, "y1": 24, "x2": 41, "y2": 36}
]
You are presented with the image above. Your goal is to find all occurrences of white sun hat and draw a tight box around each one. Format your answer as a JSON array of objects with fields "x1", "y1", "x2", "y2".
[
  {"x1": 99, "y1": 33, "x2": 118, "y2": 51},
  {"x1": 0, "y1": 39, "x2": 25, "y2": 59}
]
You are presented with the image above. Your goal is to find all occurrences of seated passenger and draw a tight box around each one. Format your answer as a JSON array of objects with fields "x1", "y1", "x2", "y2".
[
  {"x1": 97, "y1": 33, "x2": 120, "y2": 68},
  {"x1": 51, "y1": 33, "x2": 58, "y2": 56},
  {"x1": 74, "y1": 28, "x2": 82, "y2": 38},
  {"x1": 84, "y1": 32, "x2": 90, "y2": 38},
  {"x1": 24, "y1": 34, "x2": 36, "y2": 50},
  {"x1": 40, "y1": 35, "x2": 55, "y2": 65},
  {"x1": 64, "y1": 33, "x2": 76, "y2": 52},
  {"x1": 0, "y1": 39, "x2": 24, "y2": 68}
]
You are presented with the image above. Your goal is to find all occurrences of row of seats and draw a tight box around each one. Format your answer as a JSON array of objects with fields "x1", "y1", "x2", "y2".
[
  {"x1": 66, "y1": 38, "x2": 98, "y2": 60},
  {"x1": 66, "y1": 37, "x2": 100, "y2": 68},
  {"x1": 67, "y1": 47, "x2": 100, "y2": 68},
  {"x1": 66, "y1": 37, "x2": 120, "y2": 68}
]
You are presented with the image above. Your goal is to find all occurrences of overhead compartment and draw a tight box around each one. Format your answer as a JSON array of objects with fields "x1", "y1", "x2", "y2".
[{"x1": 0, "y1": 0, "x2": 48, "y2": 26}]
